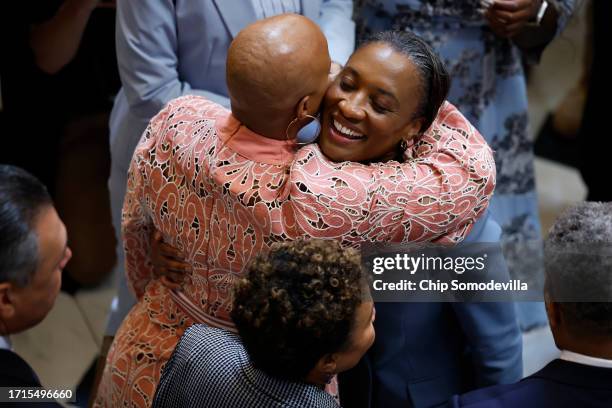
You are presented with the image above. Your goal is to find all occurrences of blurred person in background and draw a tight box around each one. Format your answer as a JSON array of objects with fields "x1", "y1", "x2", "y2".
[
  {"x1": 0, "y1": 0, "x2": 119, "y2": 290},
  {"x1": 535, "y1": 1, "x2": 610, "y2": 202}
]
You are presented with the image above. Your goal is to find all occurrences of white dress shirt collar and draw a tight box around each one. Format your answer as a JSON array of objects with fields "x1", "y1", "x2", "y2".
[
  {"x1": 560, "y1": 350, "x2": 612, "y2": 369},
  {"x1": 0, "y1": 335, "x2": 11, "y2": 351}
]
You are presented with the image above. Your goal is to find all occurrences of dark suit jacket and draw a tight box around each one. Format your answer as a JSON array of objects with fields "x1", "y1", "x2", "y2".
[
  {"x1": 450, "y1": 359, "x2": 612, "y2": 407},
  {"x1": 340, "y1": 212, "x2": 523, "y2": 408},
  {"x1": 0, "y1": 348, "x2": 42, "y2": 387},
  {"x1": 0, "y1": 349, "x2": 61, "y2": 407}
]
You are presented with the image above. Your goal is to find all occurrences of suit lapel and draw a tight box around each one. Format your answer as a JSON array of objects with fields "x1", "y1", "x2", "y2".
[
  {"x1": 301, "y1": 0, "x2": 320, "y2": 22},
  {"x1": 213, "y1": 0, "x2": 257, "y2": 38}
]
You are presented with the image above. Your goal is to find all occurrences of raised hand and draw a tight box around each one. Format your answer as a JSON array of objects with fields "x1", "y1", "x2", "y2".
[
  {"x1": 150, "y1": 230, "x2": 192, "y2": 290},
  {"x1": 484, "y1": 0, "x2": 542, "y2": 38}
]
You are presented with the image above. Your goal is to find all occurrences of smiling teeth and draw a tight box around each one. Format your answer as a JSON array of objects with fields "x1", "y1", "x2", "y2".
[{"x1": 333, "y1": 119, "x2": 364, "y2": 138}]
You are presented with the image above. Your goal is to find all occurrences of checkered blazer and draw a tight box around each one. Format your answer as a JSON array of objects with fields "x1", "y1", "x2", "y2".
[{"x1": 152, "y1": 325, "x2": 339, "y2": 408}]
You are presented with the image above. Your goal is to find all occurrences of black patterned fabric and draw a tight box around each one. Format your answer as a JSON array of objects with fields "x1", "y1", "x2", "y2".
[{"x1": 152, "y1": 325, "x2": 339, "y2": 408}]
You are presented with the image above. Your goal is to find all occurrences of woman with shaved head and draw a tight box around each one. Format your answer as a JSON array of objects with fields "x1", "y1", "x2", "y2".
[
  {"x1": 103, "y1": 0, "x2": 356, "y2": 371},
  {"x1": 93, "y1": 15, "x2": 512, "y2": 407}
]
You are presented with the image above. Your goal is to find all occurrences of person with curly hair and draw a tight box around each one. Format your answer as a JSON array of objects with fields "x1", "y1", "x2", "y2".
[{"x1": 152, "y1": 239, "x2": 375, "y2": 408}]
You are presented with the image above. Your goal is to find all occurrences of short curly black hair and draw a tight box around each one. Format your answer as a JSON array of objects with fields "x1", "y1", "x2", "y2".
[
  {"x1": 545, "y1": 202, "x2": 612, "y2": 336},
  {"x1": 231, "y1": 239, "x2": 367, "y2": 381}
]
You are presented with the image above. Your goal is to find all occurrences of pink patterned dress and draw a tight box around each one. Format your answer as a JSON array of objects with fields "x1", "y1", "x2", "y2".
[{"x1": 95, "y1": 95, "x2": 495, "y2": 407}]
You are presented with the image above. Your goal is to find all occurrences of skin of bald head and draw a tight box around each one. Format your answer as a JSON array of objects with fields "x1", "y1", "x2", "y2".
[{"x1": 226, "y1": 14, "x2": 331, "y2": 140}]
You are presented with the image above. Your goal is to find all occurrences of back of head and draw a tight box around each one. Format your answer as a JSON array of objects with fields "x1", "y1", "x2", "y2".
[
  {"x1": 226, "y1": 14, "x2": 331, "y2": 131},
  {"x1": 0, "y1": 165, "x2": 52, "y2": 287},
  {"x1": 545, "y1": 202, "x2": 612, "y2": 337},
  {"x1": 363, "y1": 30, "x2": 450, "y2": 133},
  {"x1": 231, "y1": 239, "x2": 365, "y2": 381}
]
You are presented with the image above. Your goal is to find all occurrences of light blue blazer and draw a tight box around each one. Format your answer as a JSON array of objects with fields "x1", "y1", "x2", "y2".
[{"x1": 109, "y1": 0, "x2": 355, "y2": 170}]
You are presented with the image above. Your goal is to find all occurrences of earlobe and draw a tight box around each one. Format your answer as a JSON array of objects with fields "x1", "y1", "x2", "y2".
[
  {"x1": 315, "y1": 353, "x2": 337, "y2": 377},
  {"x1": 307, "y1": 353, "x2": 338, "y2": 386},
  {"x1": 401, "y1": 119, "x2": 424, "y2": 142},
  {"x1": 323, "y1": 353, "x2": 338, "y2": 374},
  {"x1": 296, "y1": 95, "x2": 311, "y2": 121}
]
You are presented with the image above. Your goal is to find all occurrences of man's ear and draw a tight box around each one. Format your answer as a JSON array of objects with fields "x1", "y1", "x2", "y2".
[
  {"x1": 315, "y1": 353, "x2": 337, "y2": 377},
  {"x1": 545, "y1": 297, "x2": 561, "y2": 330},
  {"x1": 295, "y1": 95, "x2": 311, "y2": 121},
  {"x1": 0, "y1": 282, "x2": 16, "y2": 322}
]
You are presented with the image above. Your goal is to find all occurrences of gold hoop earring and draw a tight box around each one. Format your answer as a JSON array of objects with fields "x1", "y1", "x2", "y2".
[
  {"x1": 285, "y1": 114, "x2": 321, "y2": 146},
  {"x1": 285, "y1": 117, "x2": 299, "y2": 141}
]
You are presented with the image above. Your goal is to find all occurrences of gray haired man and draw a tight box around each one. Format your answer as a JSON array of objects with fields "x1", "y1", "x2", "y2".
[
  {"x1": 451, "y1": 202, "x2": 612, "y2": 407},
  {"x1": 0, "y1": 165, "x2": 71, "y2": 394}
]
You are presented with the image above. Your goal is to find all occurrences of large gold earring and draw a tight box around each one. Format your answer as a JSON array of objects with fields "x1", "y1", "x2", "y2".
[
  {"x1": 400, "y1": 139, "x2": 408, "y2": 151},
  {"x1": 285, "y1": 114, "x2": 322, "y2": 146},
  {"x1": 285, "y1": 118, "x2": 299, "y2": 141}
]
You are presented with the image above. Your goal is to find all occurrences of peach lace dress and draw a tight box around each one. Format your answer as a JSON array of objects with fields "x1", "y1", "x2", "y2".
[{"x1": 94, "y1": 95, "x2": 495, "y2": 407}]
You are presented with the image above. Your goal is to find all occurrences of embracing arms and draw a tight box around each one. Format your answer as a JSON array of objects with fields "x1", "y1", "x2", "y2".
[{"x1": 290, "y1": 101, "x2": 496, "y2": 244}]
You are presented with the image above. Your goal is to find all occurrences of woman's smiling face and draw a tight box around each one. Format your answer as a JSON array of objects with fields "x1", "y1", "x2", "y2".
[{"x1": 318, "y1": 42, "x2": 425, "y2": 163}]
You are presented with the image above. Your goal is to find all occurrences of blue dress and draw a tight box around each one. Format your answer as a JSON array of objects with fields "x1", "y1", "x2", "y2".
[{"x1": 357, "y1": 0, "x2": 574, "y2": 329}]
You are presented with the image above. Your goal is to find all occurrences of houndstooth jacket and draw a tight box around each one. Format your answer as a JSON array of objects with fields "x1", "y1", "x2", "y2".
[{"x1": 152, "y1": 325, "x2": 340, "y2": 408}]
